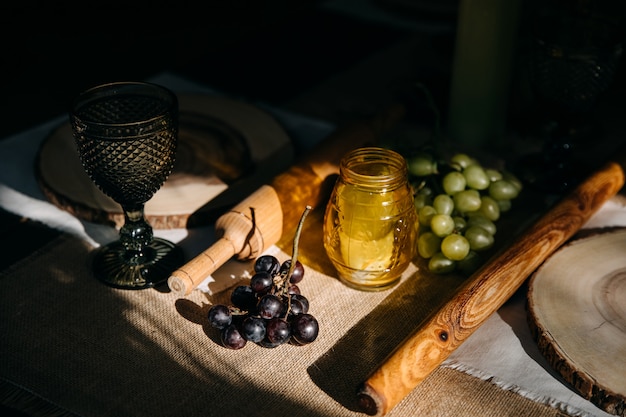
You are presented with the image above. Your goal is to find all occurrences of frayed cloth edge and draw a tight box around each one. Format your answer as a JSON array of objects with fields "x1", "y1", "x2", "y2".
[{"x1": 441, "y1": 360, "x2": 600, "y2": 417}]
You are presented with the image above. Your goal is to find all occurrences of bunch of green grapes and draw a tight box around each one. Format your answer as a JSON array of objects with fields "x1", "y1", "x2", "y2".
[{"x1": 407, "y1": 151, "x2": 522, "y2": 275}]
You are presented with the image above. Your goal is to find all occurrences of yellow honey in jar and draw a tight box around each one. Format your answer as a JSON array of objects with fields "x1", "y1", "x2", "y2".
[{"x1": 323, "y1": 147, "x2": 418, "y2": 291}]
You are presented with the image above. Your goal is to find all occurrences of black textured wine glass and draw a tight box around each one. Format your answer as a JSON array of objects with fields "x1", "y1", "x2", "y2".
[{"x1": 70, "y1": 82, "x2": 184, "y2": 289}]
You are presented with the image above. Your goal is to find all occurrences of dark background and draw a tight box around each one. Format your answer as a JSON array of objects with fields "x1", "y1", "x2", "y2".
[
  {"x1": 3, "y1": 0, "x2": 625, "y2": 140},
  {"x1": 0, "y1": 1, "x2": 461, "y2": 139}
]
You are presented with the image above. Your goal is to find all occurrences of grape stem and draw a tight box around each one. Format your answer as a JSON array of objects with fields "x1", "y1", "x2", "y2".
[
  {"x1": 278, "y1": 205, "x2": 312, "y2": 296},
  {"x1": 229, "y1": 307, "x2": 248, "y2": 316}
]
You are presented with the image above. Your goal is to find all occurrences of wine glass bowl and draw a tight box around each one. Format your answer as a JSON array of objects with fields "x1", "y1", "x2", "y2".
[{"x1": 70, "y1": 82, "x2": 184, "y2": 289}]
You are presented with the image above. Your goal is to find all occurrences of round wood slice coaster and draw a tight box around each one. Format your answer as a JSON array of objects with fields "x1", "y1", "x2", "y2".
[
  {"x1": 35, "y1": 94, "x2": 294, "y2": 229},
  {"x1": 527, "y1": 228, "x2": 626, "y2": 416}
]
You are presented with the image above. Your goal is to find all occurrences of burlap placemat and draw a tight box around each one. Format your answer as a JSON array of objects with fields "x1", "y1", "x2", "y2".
[{"x1": 0, "y1": 230, "x2": 569, "y2": 417}]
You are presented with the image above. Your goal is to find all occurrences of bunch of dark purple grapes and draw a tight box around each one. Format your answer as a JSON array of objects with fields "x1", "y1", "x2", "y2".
[
  {"x1": 208, "y1": 255, "x2": 319, "y2": 349},
  {"x1": 207, "y1": 206, "x2": 319, "y2": 349}
]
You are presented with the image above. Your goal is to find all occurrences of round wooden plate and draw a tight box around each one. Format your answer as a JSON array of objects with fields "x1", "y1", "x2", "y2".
[
  {"x1": 36, "y1": 94, "x2": 294, "y2": 229},
  {"x1": 527, "y1": 228, "x2": 626, "y2": 416}
]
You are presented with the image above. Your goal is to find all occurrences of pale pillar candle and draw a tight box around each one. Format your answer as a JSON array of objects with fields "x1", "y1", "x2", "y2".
[{"x1": 447, "y1": 0, "x2": 522, "y2": 149}]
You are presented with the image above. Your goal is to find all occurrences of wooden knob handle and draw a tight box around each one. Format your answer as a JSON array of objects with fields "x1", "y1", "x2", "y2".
[
  {"x1": 168, "y1": 185, "x2": 283, "y2": 296},
  {"x1": 168, "y1": 237, "x2": 238, "y2": 295},
  {"x1": 358, "y1": 161, "x2": 626, "y2": 416}
]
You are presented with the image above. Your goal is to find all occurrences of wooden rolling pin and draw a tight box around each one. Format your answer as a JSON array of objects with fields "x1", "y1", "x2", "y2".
[
  {"x1": 357, "y1": 159, "x2": 626, "y2": 416},
  {"x1": 167, "y1": 104, "x2": 406, "y2": 296}
]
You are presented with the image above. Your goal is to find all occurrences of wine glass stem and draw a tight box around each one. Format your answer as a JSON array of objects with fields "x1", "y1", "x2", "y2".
[{"x1": 119, "y1": 204, "x2": 154, "y2": 264}]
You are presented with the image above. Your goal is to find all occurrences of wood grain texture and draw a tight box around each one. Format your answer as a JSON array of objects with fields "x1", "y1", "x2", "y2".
[
  {"x1": 358, "y1": 161, "x2": 626, "y2": 416},
  {"x1": 528, "y1": 228, "x2": 626, "y2": 417}
]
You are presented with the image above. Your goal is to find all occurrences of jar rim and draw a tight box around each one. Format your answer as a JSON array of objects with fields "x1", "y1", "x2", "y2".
[{"x1": 339, "y1": 147, "x2": 407, "y2": 188}]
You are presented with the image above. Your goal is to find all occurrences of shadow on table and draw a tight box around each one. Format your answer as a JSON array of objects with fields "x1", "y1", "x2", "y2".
[{"x1": 0, "y1": 234, "x2": 342, "y2": 417}]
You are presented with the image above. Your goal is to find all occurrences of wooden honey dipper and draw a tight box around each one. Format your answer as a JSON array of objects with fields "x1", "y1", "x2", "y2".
[{"x1": 167, "y1": 104, "x2": 406, "y2": 296}]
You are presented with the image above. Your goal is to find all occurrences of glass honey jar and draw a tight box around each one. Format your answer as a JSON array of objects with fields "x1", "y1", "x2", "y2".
[{"x1": 323, "y1": 147, "x2": 418, "y2": 291}]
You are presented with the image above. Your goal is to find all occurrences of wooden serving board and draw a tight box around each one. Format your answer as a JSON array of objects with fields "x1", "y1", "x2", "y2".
[
  {"x1": 35, "y1": 94, "x2": 294, "y2": 229},
  {"x1": 528, "y1": 228, "x2": 626, "y2": 416}
]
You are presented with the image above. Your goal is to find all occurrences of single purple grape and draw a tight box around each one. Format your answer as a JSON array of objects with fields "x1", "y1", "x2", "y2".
[
  {"x1": 230, "y1": 285, "x2": 257, "y2": 311},
  {"x1": 250, "y1": 272, "x2": 273, "y2": 295},
  {"x1": 242, "y1": 316, "x2": 266, "y2": 343},
  {"x1": 280, "y1": 259, "x2": 305, "y2": 284},
  {"x1": 221, "y1": 324, "x2": 247, "y2": 350},
  {"x1": 289, "y1": 298, "x2": 306, "y2": 316},
  {"x1": 266, "y1": 317, "x2": 291, "y2": 345},
  {"x1": 290, "y1": 313, "x2": 319, "y2": 345},
  {"x1": 287, "y1": 284, "x2": 300, "y2": 295},
  {"x1": 254, "y1": 255, "x2": 281, "y2": 276},
  {"x1": 207, "y1": 304, "x2": 232, "y2": 329},
  {"x1": 291, "y1": 294, "x2": 309, "y2": 314},
  {"x1": 257, "y1": 294, "x2": 283, "y2": 319}
]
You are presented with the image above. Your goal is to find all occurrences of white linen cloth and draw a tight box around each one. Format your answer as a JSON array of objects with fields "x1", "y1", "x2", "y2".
[{"x1": 0, "y1": 72, "x2": 619, "y2": 417}]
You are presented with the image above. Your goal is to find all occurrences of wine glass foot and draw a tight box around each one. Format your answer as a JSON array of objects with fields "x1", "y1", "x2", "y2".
[{"x1": 92, "y1": 238, "x2": 184, "y2": 290}]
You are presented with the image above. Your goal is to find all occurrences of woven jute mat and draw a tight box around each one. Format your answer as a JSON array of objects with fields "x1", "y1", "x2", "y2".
[{"x1": 0, "y1": 233, "x2": 569, "y2": 417}]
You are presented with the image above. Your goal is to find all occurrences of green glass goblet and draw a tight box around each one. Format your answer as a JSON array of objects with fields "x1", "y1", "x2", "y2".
[{"x1": 70, "y1": 81, "x2": 184, "y2": 289}]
